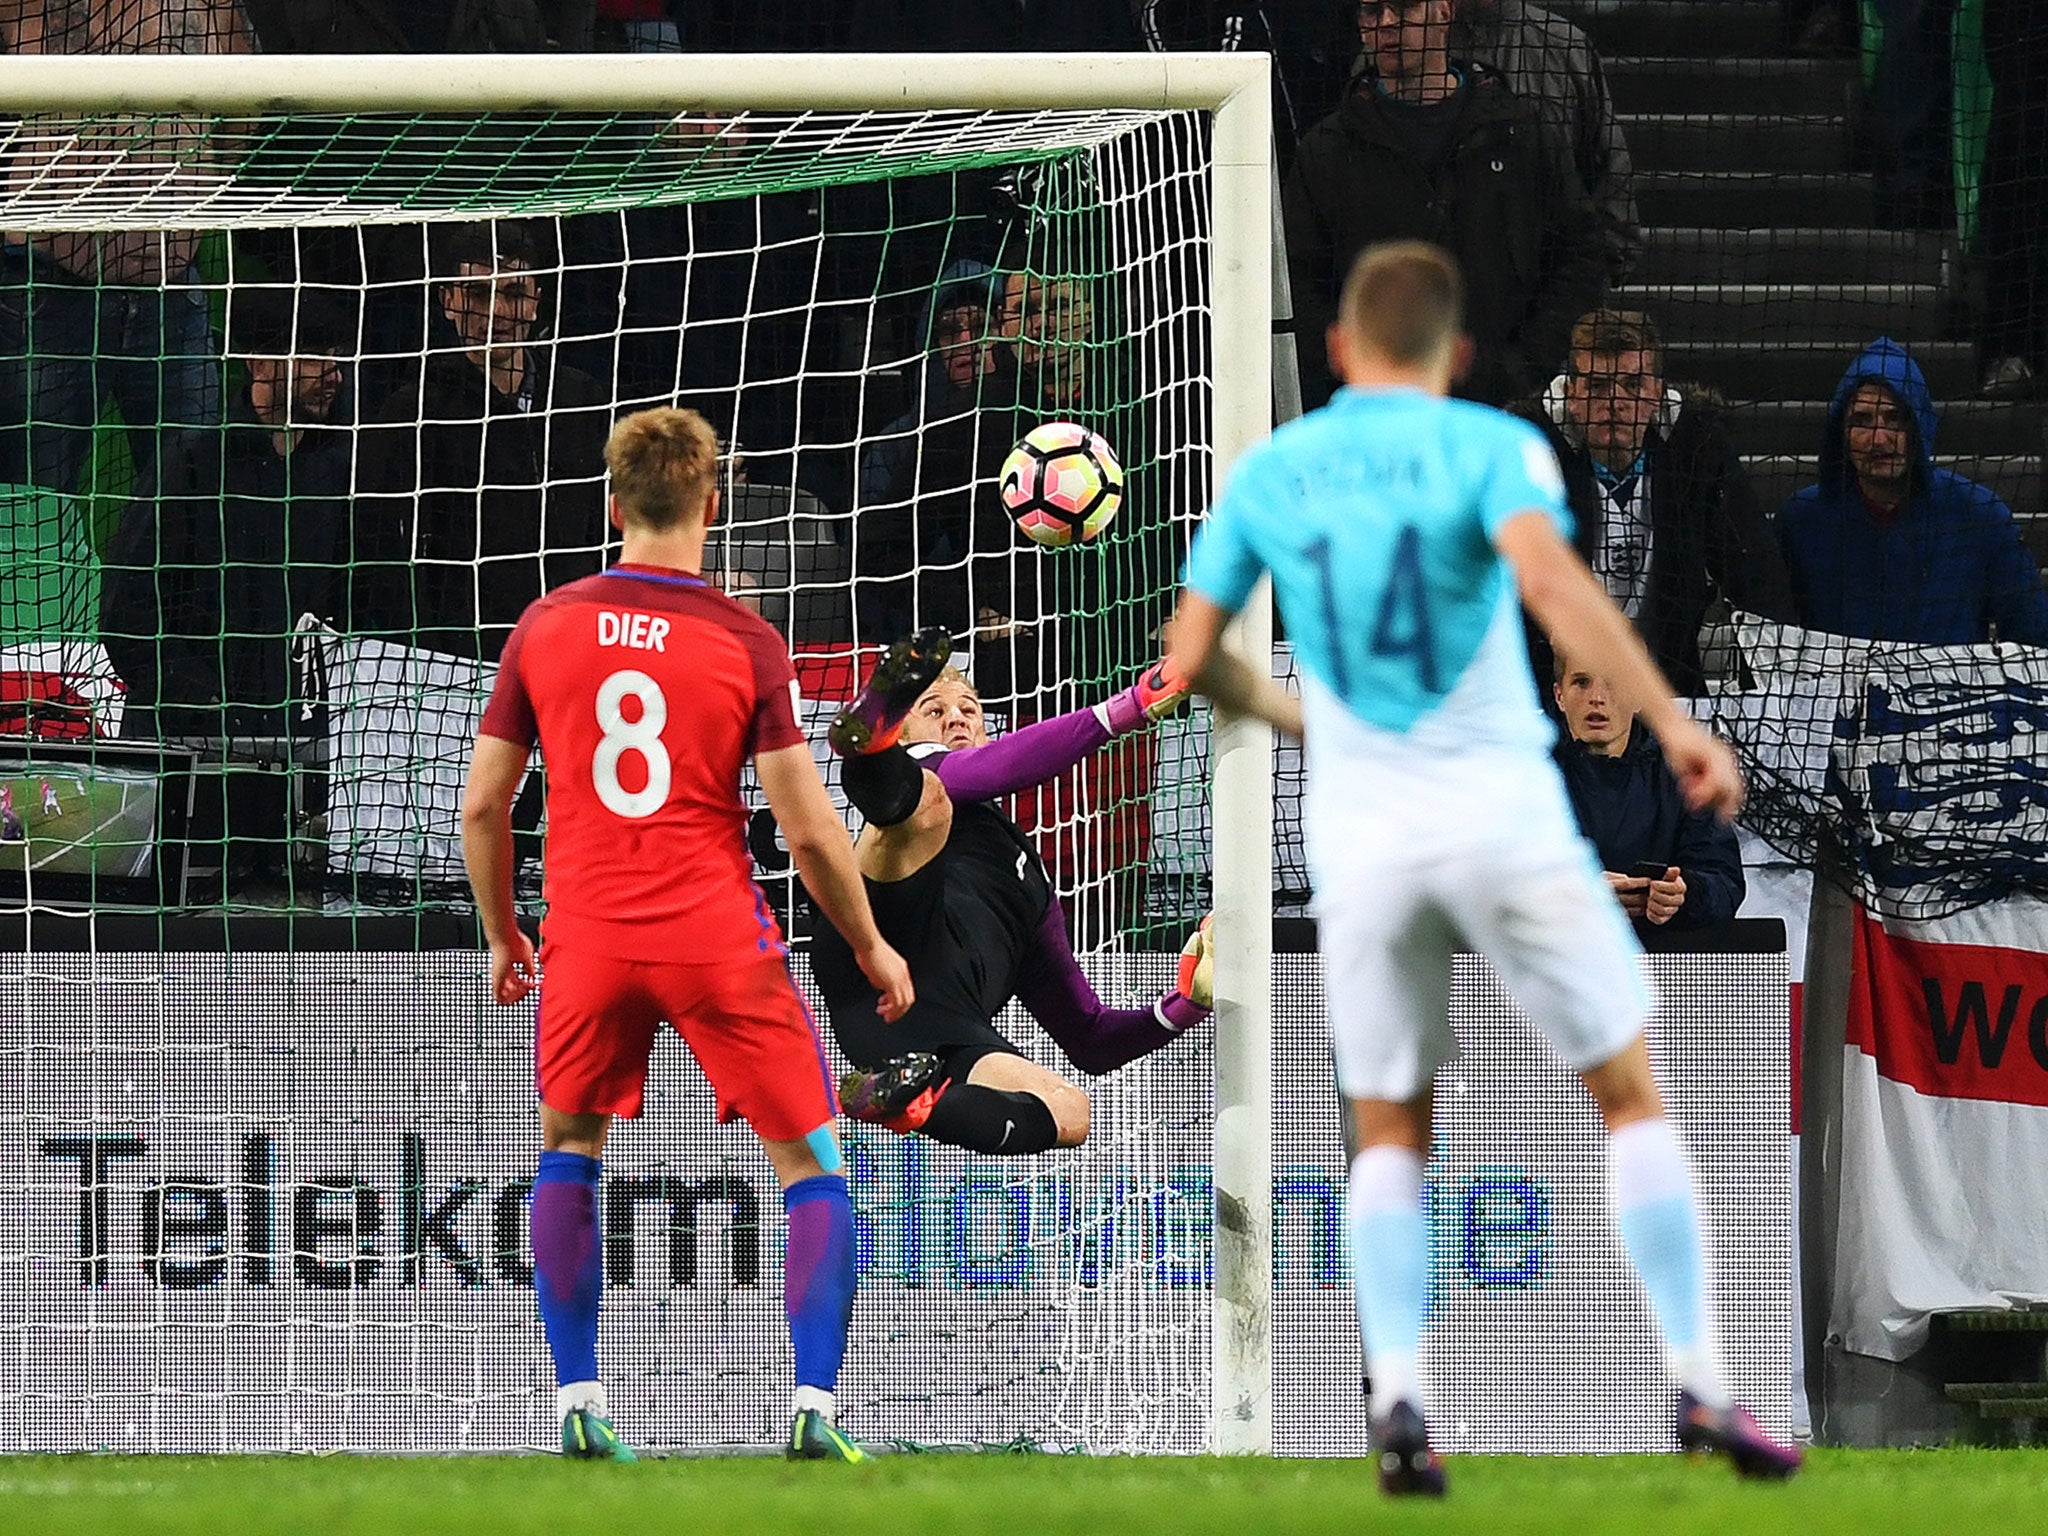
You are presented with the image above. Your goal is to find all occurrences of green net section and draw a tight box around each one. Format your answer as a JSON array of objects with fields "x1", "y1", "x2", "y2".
[{"x1": 0, "y1": 108, "x2": 1173, "y2": 228}]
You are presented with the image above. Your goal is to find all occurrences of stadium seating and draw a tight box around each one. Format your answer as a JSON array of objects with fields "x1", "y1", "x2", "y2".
[{"x1": 1598, "y1": 0, "x2": 2048, "y2": 567}]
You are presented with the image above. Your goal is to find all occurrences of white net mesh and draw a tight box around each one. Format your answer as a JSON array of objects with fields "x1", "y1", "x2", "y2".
[{"x1": 0, "y1": 81, "x2": 1222, "y2": 1454}]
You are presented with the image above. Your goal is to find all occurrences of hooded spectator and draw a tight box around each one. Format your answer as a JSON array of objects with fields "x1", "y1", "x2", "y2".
[
  {"x1": 1778, "y1": 337, "x2": 2048, "y2": 645},
  {"x1": 854, "y1": 260, "x2": 1018, "y2": 645}
]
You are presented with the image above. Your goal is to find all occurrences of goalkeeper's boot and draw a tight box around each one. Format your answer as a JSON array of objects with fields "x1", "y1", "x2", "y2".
[
  {"x1": 830, "y1": 629, "x2": 953, "y2": 756},
  {"x1": 1675, "y1": 1390, "x2": 1802, "y2": 1480},
  {"x1": 840, "y1": 1053, "x2": 949, "y2": 1135},
  {"x1": 1372, "y1": 1401, "x2": 1446, "y2": 1498},
  {"x1": 788, "y1": 1408, "x2": 867, "y2": 1463},
  {"x1": 560, "y1": 1407, "x2": 638, "y2": 1463}
]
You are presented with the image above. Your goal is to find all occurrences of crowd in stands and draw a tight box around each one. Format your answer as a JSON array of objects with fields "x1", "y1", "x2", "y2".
[{"x1": 2, "y1": 0, "x2": 2046, "y2": 916}]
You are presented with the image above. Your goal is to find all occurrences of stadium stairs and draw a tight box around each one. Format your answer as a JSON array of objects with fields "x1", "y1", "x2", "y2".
[
  {"x1": 1938, "y1": 1309, "x2": 2048, "y2": 1446},
  {"x1": 1560, "y1": 0, "x2": 2048, "y2": 569}
]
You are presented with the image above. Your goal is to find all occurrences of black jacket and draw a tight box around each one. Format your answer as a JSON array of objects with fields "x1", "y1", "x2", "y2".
[
  {"x1": 352, "y1": 350, "x2": 611, "y2": 662},
  {"x1": 1553, "y1": 722, "x2": 1746, "y2": 930},
  {"x1": 101, "y1": 398, "x2": 356, "y2": 737},
  {"x1": 1283, "y1": 65, "x2": 1609, "y2": 408},
  {"x1": 1520, "y1": 379, "x2": 1794, "y2": 694}
]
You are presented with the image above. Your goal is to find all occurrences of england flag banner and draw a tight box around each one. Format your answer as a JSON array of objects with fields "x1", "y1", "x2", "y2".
[
  {"x1": 1834, "y1": 900, "x2": 2048, "y2": 1360},
  {"x1": 1729, "y1": 623, "x2": 2048, "y2": 1359}
]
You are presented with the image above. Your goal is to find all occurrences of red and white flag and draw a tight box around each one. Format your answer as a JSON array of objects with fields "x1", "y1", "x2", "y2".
[{"x1": 1832, "y1": 898, "x2": 2048, "y2": 1359}]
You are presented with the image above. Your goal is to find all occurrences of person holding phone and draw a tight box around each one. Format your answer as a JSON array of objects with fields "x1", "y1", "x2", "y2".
[{"x1": 1552, "y1": 651, "x2": 1745, "y2": 929}]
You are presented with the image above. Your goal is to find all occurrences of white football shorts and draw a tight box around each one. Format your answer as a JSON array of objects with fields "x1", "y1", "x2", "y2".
[{"x1": 1305, "y1": 744, "x2": 1655, "y2": 1104}]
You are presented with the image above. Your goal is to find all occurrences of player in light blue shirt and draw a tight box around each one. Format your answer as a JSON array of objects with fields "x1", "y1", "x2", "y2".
[{"x1": 1170, "y1": 242, "x2": 1796, "y2": 1494}]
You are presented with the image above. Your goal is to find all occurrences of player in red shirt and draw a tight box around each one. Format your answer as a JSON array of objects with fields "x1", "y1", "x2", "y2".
[{"x1": 463, "y1": 407, "x2": 912, "y2": 1464}]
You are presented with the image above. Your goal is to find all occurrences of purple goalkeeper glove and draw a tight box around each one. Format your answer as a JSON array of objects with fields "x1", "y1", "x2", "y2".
[{"x1": 1096, "y1": 654, "x2": 1193, "y2": 737}]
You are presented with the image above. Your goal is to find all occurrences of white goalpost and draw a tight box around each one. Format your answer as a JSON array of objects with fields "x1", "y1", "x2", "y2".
[{"x1": 0, "y1": 50, "x2": 1275, "y2": 1455}]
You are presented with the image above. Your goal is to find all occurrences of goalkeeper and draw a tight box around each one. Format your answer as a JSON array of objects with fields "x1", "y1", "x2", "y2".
[{"x1": 812, "y1": 631, "x2": 1213, "y2": 1156}]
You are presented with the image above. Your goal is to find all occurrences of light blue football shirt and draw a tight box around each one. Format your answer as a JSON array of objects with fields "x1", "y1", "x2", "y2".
[{"x1": 1186, "y1": 385, "x2": 1573, "y2": 755}]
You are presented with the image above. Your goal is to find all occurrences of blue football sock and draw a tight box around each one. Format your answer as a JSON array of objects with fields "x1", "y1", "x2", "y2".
[
  {"x1": 783, "y1": 1174, "x2": 856, "y2": 1395},
  {"x1": 1344, "y1": 1145, "x2": 1429, "y2": 1413},
  {"x1": 1606, "y1": 1118, "x2": 1729, "y2": 1408},
  {"x1": 532, "y1": 1150, "x2": 603, "y2": 1389}
]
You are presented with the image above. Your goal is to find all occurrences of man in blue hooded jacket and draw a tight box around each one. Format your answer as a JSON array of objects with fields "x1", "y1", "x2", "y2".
[{"x1": 1777, "y1": 338, "x2": 2048, "y2": 645}]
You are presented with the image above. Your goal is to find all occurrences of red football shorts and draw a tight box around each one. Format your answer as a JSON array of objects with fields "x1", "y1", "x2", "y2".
[{"x1": 534, "y1": 941, "x2": 838, "y2": 1140}]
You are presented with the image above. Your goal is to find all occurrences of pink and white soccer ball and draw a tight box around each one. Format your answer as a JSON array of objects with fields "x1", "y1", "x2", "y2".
[{"x1": 998, "y1": 421, "x2": 1123, "y2": 548}]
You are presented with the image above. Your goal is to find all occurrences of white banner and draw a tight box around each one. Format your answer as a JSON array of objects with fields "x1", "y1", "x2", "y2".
[{"x1": 324, "y1": 638, "x2": 503, "y2": 886}]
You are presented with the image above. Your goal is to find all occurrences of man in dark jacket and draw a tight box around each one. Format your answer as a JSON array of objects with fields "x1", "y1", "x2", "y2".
[
  {"x1": 353, "y1": 222, "x2": 612, "y2": 662},
  {"x1": 1283, "y1": 0, "x2": 1609, "y2": 408},
  {"x1": 855, "y1": 261, "x2": 1017, "y2": 646},
  {"x1": 1552, "y1": 652, "x2": 1745, "y2": 930},
  {"x1": 1452, "y1": 0, "x2": 1640, "y2": 279},
  {"x1": 1778, "y1": 337, "x2": 2048, "y2": 645},
  {"x1": 101, "y1": 290, "x2": 357, "y2": 741},
  {"x1": 1520, "y1": 308, "x2": 1791, "y2": 693}
]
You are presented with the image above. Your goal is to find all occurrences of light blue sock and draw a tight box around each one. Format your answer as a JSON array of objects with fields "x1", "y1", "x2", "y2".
[
  {"x1": 1606, "y1": 1118, "x2": 1729, "y2": 1408},
  {"x1": 1344, "y1": 1145, "x2": 1429, "y2": 1413}
]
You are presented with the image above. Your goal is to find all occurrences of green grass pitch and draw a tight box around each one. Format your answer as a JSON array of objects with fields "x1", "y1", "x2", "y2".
[{"x1": 6, "y1": 1449, "x2": 2044, "y2": 1536}]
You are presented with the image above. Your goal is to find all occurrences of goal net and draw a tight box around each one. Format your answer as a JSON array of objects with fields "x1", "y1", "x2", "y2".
[{"x1": 0, "y1": 52, "x2": 1270, "y2": 1454}]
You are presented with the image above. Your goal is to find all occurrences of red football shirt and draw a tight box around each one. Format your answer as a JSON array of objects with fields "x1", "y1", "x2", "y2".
[{"x1": 480, "y1": 564, "x2": 804, "y2": 962}]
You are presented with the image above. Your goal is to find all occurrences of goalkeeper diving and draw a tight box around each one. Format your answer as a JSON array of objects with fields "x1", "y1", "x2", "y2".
[{"x1": 812, "y1": 632, "x2": 1212, "y2": 1155}]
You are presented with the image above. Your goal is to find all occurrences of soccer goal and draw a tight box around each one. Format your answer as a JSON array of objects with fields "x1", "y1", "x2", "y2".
[{"x1": 0, "y1": 50, "x2": 1274, "y2": 1455}]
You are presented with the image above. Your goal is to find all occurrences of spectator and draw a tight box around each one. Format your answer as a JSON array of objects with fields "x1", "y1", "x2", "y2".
[
  {"x1": 0, "y1": 0, "x2": 246, "y2": 499},
  {"x1": 237, "y1": 0, "x2": 592, "y2": 411},
  {"x1": 855, "y1": 260, "x2": 1014, "y2": 645},
  {"x1": 352, "y1": 221, "x2": 612, "y2": 662},
  {"x1": 101, "y1": 288, "x2": 358, "y2": 739},
  {"x1": 1552, "y1": 652, "x2": 1746, "y2": 930},
  {"x1": 1000, "y1": 271, "x2": 1095, "y2": 419},
  {"x1": 1519, "y1": 308, "x2": 1791, "y2": 693},
  {"x1": 99, "y1": 287, "x2": 358, "y2": 889},
  {"x1": 1778, "y1": 337, "x2": 2048, "y2": 645},
  {"x1": 1976, "y1": 0, "x2": 2048, "y2": 397},
  {"x1": 1283, "y1": 0, "x2": 1608, "y2": 408},
  {"x1": 99, "y1": 290, "x2": 356, "y2": 745},
  {"x1": 1452, "y1": 0, "x2": 1640, "y2": 279}
]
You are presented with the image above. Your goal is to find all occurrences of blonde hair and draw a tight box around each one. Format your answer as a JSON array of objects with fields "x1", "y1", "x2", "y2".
[
  {"x1": 918, "y1": 665, "x2": 976, "y2": 704},
  {"x1": 604, "y1": 407, "x2": 720, "y2": 532},
  {"x1": 1338, "y1": 241, "x2": 1464, "y2": 367}
]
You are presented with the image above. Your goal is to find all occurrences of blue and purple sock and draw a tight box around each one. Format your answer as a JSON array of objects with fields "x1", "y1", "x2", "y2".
[
  {"x1": 532, "y1": 1149, "x2": 603, "y2": 1393},
  {"x1": 783, "y1": 1174, "x2": 856, "y2": 1411}
]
